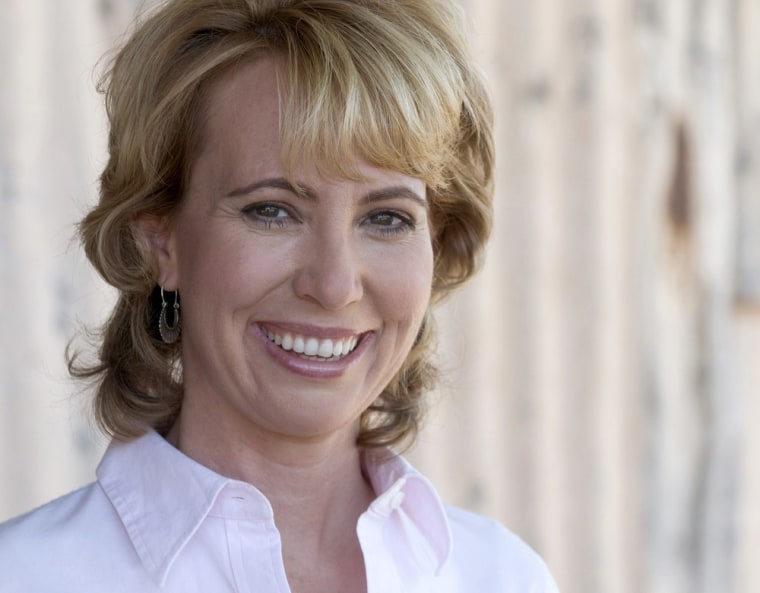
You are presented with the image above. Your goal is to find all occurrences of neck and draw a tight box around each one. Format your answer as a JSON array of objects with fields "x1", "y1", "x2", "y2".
[
  {"x1": 167, "y1": 403, "x2": 376, "y2": 539},
  {"x1": 168, "y1": 407, "x2": 375, "y2": 593}
]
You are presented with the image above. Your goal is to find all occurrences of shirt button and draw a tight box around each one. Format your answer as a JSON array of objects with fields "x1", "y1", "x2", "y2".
[{"x1": 389, "y1": 491, "x2": 405, "y2": 510}]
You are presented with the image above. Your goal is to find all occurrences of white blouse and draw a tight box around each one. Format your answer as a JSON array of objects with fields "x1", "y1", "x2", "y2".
[{"x1": 0, "y1": 430, "x2": 559, "y2": 592}]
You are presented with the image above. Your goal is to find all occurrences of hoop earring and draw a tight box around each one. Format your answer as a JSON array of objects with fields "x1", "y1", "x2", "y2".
[{"x1": 159, "y1": 287, "x2": 181, "y2": 344}]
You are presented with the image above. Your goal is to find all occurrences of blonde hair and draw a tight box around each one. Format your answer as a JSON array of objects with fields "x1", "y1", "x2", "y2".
[{"x1": 71, "y1": 0, "x2": 494, "y2": 449}]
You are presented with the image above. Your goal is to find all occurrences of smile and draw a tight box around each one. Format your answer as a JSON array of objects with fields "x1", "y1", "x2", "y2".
[{"x1": 264, "y1": 329, "x2": 360, "y2": 361}]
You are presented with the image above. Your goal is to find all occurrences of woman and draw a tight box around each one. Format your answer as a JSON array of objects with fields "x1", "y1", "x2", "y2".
[{"x1": 0, "y1": 0, "x2": 558, "y2": 591}]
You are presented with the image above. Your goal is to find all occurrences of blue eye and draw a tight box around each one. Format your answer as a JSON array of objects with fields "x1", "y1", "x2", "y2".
[
  {"x1": 241, "y1": 203, "x2": 292, "y2": 228},
  {"x1": 366, "y1": 210, "x2": 416, "y2": 236}
]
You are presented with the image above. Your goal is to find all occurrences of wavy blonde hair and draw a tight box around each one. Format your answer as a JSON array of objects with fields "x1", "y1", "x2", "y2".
[{"x1": 71, "y1": 0, "x2": 494, "y2": 449}]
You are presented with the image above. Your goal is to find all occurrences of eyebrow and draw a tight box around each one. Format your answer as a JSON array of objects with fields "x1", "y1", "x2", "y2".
[{"x1": 226, "y1": 177, "x2": 427, "y2": 207}]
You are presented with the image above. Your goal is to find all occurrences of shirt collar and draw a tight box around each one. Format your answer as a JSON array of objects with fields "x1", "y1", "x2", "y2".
[
  {"x1": 96, "y1": 430, "x2": 237, "y2": 585},
  {"x1": 97, "y1": 431, "x2": 452, "y2": 585},
  {"x1": 362, "y1": 450, "x2": 453, "y2": 574}
]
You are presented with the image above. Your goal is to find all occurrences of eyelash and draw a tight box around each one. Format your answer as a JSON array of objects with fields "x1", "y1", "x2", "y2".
[
  {"x1": 365, "y1": 210, "x2": 417, "y2": 236},
  {"x1": 241, "y1": 203, "x2": 293, "y2": 229},
  {"x1": 240, "y1": 203, "x2": 417, "y2": 236}
]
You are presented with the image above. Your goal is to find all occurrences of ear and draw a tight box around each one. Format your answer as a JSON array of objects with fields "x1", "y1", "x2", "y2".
[{"x1": 135, "y1": 214, "x2": 179, "y2": 290}]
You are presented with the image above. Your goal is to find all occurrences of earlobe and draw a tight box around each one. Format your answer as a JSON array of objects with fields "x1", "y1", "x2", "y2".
[{"x1": 135, "y1": 214, "x2": 179, "y2": 290}]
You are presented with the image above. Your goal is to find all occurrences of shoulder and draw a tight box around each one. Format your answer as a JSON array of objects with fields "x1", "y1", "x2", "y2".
[
  {"x1": 0, "y1": 484, "x2": 98, "y2": 550},
  {"x1": 442, "y1": 504, "x2": 560, "y2": 593},
  {"x1": 0, "y1": 483, "x2": 137, "y2": 592}
]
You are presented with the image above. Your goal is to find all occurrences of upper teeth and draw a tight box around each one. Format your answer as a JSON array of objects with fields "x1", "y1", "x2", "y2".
[{"x1": 265, "y1": 329, "x2": 359, "y2": 360}]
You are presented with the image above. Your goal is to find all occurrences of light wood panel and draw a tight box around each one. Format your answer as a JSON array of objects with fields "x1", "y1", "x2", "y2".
[{"x1": 1, "y1": 2, "x2": 758, "y2": 593}]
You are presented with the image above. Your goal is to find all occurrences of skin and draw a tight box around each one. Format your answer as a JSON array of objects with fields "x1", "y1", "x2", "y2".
[{"x1": 146, "y1": 57, "x2": 434, "y2": 592}]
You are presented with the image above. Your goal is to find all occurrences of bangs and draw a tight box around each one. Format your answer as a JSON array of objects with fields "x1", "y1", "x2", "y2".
[
  {"x1": 272, "y1": 4, "x2": 465, "y2": 188},
  {"x1": 82, "y1": 0, "x2": 492, "y2": 446}
]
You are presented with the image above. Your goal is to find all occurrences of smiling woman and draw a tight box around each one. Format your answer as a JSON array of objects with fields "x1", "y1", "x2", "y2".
[
  {"x1": 156, "y1": 59, "x2": 435, "y2": 454},
  {"x1": 77, "y1": 0, "x2": 493, "y2": 451},
  {"x1": 0, "y1": 1, "x2": 558, "y2": 592}
]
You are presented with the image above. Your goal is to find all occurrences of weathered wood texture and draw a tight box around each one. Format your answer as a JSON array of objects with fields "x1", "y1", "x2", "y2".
[
  {"x1": 411, "y1": 2, "x2": 760, "y2": 593},
  {"x1": 0, "y1": 2, "x2": 758, "y2": 593},
  {"x1": 0, "y1": 0, "x2": 112, "y2": 519}
]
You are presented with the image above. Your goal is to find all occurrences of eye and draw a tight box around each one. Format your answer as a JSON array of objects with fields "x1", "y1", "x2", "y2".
[
  {"x1": 365, "y1": 210, "x2": 416, "y2": 236},
  {"x1": 241, "y1": 202, "x2": 294, "y2": 228}
]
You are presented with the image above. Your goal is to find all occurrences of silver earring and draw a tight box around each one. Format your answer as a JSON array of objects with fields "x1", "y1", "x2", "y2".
[{"x1": 159, "y1": 288, "x2": 181, "y2": 344}]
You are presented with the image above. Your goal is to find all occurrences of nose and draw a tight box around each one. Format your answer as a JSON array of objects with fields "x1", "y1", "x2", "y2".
[{"x1": 292, "y1": 229, "x2": 364, "y2": 310}]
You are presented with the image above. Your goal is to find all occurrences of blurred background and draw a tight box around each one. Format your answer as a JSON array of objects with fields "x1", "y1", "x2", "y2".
[{"x1": 1, "y1": 1, "x2": 759, "y2": 592}]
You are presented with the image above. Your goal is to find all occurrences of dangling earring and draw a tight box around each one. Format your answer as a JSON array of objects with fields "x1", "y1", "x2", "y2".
[{"x1": 159, "y1": 287, "x2": 181, "y2": 344}]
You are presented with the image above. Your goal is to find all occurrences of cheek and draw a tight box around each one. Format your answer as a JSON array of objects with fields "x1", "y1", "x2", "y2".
[
  {"x1": 175, "y1": 224, "x2": 280, "y2": 303},
  {"x1": 175, "y1": 225, "x2": 233, "y2": 294},
  {"x1": 371, "y1": 242, "x2": 434, "y2": 323},
  {"x1": 177, "y1": 244, "x2": 291, "y2": 350}
]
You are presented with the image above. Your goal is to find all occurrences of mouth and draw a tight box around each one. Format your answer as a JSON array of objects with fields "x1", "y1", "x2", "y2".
[{"x1": 263, "y1": 327, "x2": 361, "y2": 362}]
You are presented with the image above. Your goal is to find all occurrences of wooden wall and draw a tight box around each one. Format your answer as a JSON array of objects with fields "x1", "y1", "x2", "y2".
[
  {"x1": 1, "y1": 1, "x2": 758, "y2": 593},
  {"x1": 412, "y1": 1, "x2": 760, "y2": 593}
]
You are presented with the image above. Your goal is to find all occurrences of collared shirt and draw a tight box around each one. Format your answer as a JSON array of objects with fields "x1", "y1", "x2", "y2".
[{"x1": 0, "y1": 430, "x2": 559, "y2": 592}]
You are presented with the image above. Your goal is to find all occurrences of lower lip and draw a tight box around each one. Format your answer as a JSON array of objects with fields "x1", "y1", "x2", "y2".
[{"x1": 252, "y1": 324, "x2": 372, "y2": 379}]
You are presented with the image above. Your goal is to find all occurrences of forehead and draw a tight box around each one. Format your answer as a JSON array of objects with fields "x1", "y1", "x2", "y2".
[
  {"x1": 192, "y1": 57, "x2": 427, "y2": 195},
  {"x1": 193, "y1": 50, "x2": 440, "y2": 187},
  {"x1": 198, "y1": 57, "x2": 283, "y2": 159}
]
